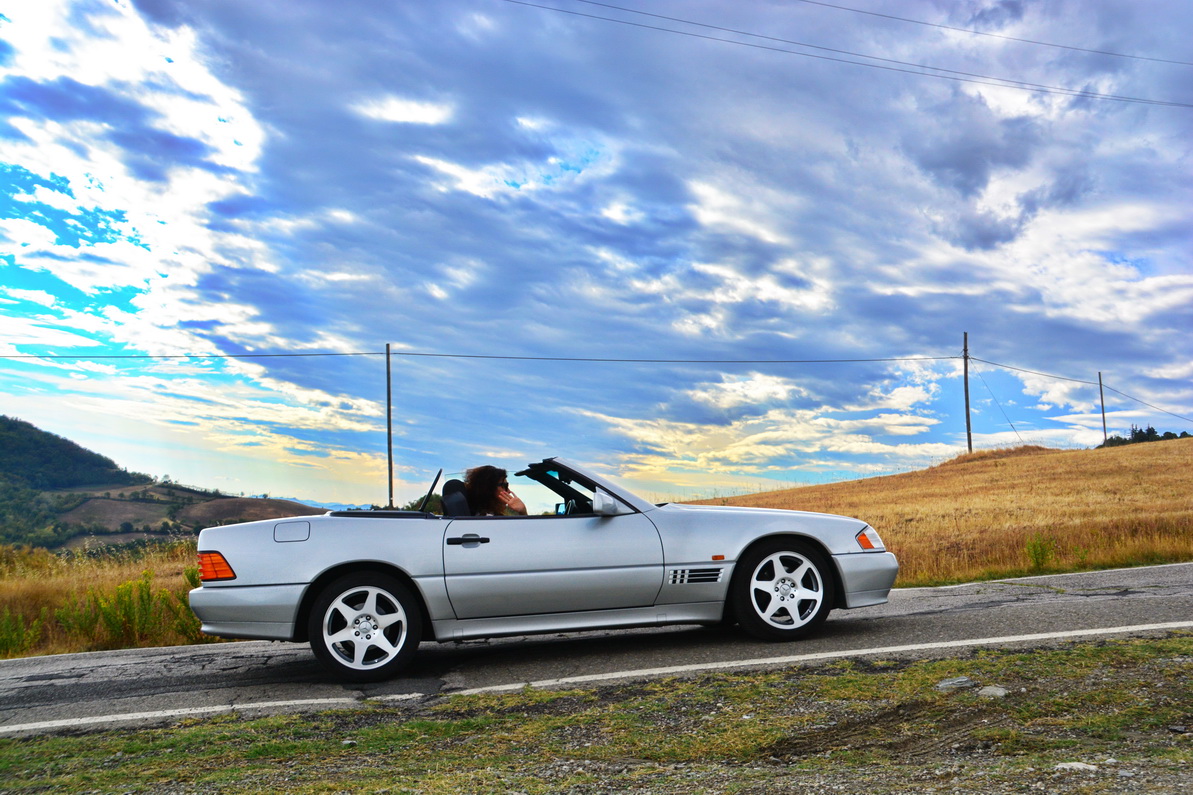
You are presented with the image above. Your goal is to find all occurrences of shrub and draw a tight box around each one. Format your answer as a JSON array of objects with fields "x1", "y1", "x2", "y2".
[
  {"x1": 1025, "y1": 533, "x2": 1056, "y2": 570},
  {"x1": 0, "y1": 607, "x2": 44, "y2": 656},
  {"x1": 54, "y1": 570, "x2": 207, "y2": 651}
]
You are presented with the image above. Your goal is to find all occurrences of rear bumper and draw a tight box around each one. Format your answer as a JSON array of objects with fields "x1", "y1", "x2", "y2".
[
  {"x1": 188, "y1": 584, "x2": 306, "y2": 641},
  {"x1": 833, "y1": 551, "x2": 899, "y2": 608}
]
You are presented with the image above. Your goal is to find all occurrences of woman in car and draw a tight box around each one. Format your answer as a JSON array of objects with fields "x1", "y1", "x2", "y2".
[{"x1": 464, "y1": 465, "x2": 527, "y2": 516}]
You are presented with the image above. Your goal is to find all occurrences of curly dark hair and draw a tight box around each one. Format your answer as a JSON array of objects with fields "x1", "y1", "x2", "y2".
[{"x1": 464, "y1": 465, "x2": 508, "y2": 516}]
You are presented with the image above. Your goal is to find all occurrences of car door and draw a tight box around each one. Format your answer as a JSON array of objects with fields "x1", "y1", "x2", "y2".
[{"x1": 442, "y1": 513, "x2": 664, "y2": 619}]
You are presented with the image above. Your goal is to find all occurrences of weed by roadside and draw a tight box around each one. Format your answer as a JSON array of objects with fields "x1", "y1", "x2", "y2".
[{"x1": 0, "y1": 540, "x2": 210, "y2": 658}]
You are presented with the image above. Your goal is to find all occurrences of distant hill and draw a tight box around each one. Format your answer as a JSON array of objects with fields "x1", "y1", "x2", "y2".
[
  {"x1": 0, "y1": 417, "x2": 326, "y2": 550},
  {"x1": 0, "y1": 416, "x2": 150, "y2": 489}
]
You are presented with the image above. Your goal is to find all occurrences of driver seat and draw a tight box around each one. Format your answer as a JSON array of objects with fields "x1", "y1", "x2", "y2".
[{"x1": 441, "y1": 479, "x2": 472, "y2": 517}]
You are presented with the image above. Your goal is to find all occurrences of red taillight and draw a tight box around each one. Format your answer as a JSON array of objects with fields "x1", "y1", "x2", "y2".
[{"x1": 198, "y1": 551, "x2": 236, "y2": 581}]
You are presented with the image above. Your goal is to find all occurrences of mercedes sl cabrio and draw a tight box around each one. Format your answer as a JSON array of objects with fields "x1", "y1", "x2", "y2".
[{"x1": 189, "y1": 457, "x2": 898, "y2": 681}]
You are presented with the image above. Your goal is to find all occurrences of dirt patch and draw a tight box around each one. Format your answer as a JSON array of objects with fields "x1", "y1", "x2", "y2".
[
  {"x1": 177, "y1": 497, "x2": 325, "y2": 526},
  {"x1": 59, "y1": 532, "x2": 160, "y2": 550},
  {"x1": 59, "y1": 498, "x2": 171, "y2": 528}
]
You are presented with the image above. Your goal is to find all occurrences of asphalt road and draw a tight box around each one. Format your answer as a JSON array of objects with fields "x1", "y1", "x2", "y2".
[{"x1": 2, "y1": 563, "x2": 1191, "y2": 736}]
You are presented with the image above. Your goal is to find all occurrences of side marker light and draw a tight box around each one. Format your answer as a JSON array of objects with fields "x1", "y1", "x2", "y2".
[{"x1": 855, "y1": 526, "x2": 885, "y2": 551}]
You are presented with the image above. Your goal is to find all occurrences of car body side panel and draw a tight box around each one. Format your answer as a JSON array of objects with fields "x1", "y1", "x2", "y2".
[
  {"x1": 644, "y1": 503, "x2": 897, "y2": 610},
  {"x1": 648, "y1": 503, "x2": 872, "y2": 560},
  {"x1": 432, "y1": 601, "x2": 724, "y2": 641},
  {"x1": 195, "y1": 514, "x2": 447, "y2": 588},
  {"x1": 191, "y1": 514, "x2": 453, "y2": 638},
  {"x1": 442, "y1": 513, "x2": 664, "y2": 618}
]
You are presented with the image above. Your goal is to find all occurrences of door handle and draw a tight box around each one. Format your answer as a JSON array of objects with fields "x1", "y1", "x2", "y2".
[{"x1": 446, "y1": 535, "x2": 490, "y2": 545}]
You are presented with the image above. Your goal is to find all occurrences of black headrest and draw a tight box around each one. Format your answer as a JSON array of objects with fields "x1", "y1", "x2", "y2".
[{"x1": 441, "y1": 479, "x2": 471, "y2": 517}]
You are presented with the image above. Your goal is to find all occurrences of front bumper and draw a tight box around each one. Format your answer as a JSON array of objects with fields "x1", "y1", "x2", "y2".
[
  {"x1": 832, "y1": 551, "x2": 899, "y2": 608},
  {"x1": 188, "y1": 583, "x2": 307, "y2": 641}
]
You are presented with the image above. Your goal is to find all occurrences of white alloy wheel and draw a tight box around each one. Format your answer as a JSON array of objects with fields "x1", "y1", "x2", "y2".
[
  {"x1": 749, "y1": 550, "x2": 823, "y2": 629},
  {"x1": 733, "y1": 540, "x2": 833, "y2": 641},
  {"x1": 308, "y1": 572, "x2": 421, "y2": 681}
]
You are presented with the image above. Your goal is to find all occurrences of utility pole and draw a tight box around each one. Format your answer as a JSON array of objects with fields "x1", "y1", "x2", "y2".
[
  {"x1": 386, "y1": 343, "x2": 394, "y2": 509},
  {"x1": 963, "y1": 332, "x2": 973, "y2": 453},
  {"x1": 1098, "y1": 372, "x2": 1107, "y2": 444}
]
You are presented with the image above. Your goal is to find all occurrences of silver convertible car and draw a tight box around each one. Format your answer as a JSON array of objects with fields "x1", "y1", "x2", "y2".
[{"x1": 190, "y1": 458, "x2": 898, "y2": 681}]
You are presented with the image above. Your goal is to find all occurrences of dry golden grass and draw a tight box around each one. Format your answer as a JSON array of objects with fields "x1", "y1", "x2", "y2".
[
  {"x1": 696, "y1": 438, "x2": 1193, "y2": 586},
  {"x1": 0, "y1": 540, "x2": 200, "y2": 657}
]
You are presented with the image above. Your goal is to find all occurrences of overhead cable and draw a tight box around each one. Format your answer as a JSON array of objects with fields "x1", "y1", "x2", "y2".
[
  {"x1": 6, "y1": 348, "x2": 1187, "y2": 423},
  {"x1": 785, "y1": 0, "x2": 1193, "y2": 68},
  {"x1": 1102, "y1": 385, "x2": 1193, "y2": 424},
  {"x1": 500, "y1": 0, "x2": 1192, "y2": 108},
  {"x1": 0, "y1": 350, "x2": 958, "y2": 365},
  {"x1": 974, "y1": 366, "x2": 1025, "y2": 443},
  {"x1": 970, "y1": 357, "x2": 1099, "y2": 386},
  {"x1": 973, "y1": 357, "x2": 1193, "y2": 425}
]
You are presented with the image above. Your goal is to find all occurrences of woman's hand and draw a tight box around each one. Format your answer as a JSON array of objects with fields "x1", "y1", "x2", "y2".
[{"x1": 498, "y1": 486, "x2": 527, "y2": 515}]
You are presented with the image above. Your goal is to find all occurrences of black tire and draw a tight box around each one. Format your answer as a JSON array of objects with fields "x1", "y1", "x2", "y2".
[
  {"x1": 307, "y1": 571, "x2": 422, "y2": 682},
  {"x1": 731, "y1": 539, "x2": 834, "y2": 641}
]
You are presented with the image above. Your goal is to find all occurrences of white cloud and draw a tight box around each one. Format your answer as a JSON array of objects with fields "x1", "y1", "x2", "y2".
[
  {"x1": 0, "y1": 288, "x2": 57, "y2": 308},
  {"x1": 688, "y1": 181, "x2": 791, "y2": 245},
  {"x1": 352, "y1": 96, "x2": 454, "y2": 125},
  {"x1": 688, "y1": 372, "x2": 804, "y2": 409}
]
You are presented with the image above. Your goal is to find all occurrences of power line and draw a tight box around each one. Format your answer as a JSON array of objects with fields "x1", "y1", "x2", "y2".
[
  {"x1": 0, "y1": 351, "x2": 383, "y2": 360},
  {"x1": 1102, "y1": 385, "x2": 1193, "y2": 425},
  {"x1": 572, "y1": 0, "x2": 1122, "y2": 96},
  {"x1": 785, "y1": 0, "x2": 1193, "y2": 68},
  {"x1": 390, "y1": 351, "x2": 956, "y2": 364},
  {"x1": 7, "y1": 346, "x2": 1188, "y2": 423},
  {"x1": 0, "y1": 350, "x2": 958, "y2": 365},
  {"x1": 970, "y1": 357, "x2": 1098, "y2": 386},
  {"x1": 500, "y1": 0, "x2": 1193, "y2": 108},
  {"x1": 974, "y1": 367, "x2": 1024, "y2": 443},
  {"x1": 973, "y1": 357, "x2": 1193, "y2": 425}
]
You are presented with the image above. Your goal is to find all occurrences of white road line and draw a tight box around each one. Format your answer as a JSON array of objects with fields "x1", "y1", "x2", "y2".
[
  {"x1": 2, "y1": 622, "x2": 1189, "y2": 735},
  {"x1": 0, "y1": 693, "x2": 426, "y2": 735},
  {"x1": 451, "y1": 621, "x2": 1193, "y2": 695},
  {"x1": 0, "y1": 698, "x2": 354, "y2": 736}
]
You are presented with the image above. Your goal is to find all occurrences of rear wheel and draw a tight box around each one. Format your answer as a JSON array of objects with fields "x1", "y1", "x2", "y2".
[
  {"x1": 732, "y1": 539, "x2": 833, "y2": 641},
  {"x1": 307, "y1": 572, "x2": 422, "y2": 682}
]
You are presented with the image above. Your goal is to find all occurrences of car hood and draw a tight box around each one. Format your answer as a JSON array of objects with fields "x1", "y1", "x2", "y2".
[{"x1": 654, "y1": 501, "x2": 866, "y2": 524}]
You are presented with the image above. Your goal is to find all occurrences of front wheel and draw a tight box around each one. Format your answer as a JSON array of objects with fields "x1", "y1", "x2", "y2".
[
  {"x1": 308, "y1": 572, "x2": 422, "y2": 682},
  {"x1": 732, "y1": 540, "x2": 834, "y2": 641}
]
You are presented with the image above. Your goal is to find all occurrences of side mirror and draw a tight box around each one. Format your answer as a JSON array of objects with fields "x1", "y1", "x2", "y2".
[{"x1": 593, "y1": 489, "x2": 631, "y2": 517}]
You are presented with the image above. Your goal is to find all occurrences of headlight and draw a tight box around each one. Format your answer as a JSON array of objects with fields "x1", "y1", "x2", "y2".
[{"x1": 855, "y1": 526, "x2": 886, "y2": 551}]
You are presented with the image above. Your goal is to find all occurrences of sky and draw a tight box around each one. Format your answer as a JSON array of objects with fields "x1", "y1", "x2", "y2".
[{"x1": 0, "y1": 0, "x2": 1190, "y2": 507}]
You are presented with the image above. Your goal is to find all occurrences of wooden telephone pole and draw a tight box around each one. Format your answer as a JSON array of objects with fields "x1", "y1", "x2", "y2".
[
  {"x1": 386, "y1": 343, "x2": 394, "y2": 508},
  {"x1": 963, "y1": 332, "x2": 973, "y2": 453},
  {"x1": 1099, "y1": 372, "x2": 1108, "y2": 443}
]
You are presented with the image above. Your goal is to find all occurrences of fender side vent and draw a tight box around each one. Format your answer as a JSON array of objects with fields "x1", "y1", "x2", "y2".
[{"x1": 669, "y1": 568, "x2": 723, "y2": 584}]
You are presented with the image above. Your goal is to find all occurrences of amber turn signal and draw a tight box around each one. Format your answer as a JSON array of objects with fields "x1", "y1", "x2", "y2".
[
  {"x1": 855, "y1": 526, "x2": 886, "y2": 551},
  {"x1": 198, "y1": 551, "x2": 236, "y2": 581}
]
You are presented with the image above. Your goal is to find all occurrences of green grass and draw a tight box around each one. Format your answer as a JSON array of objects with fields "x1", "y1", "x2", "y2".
[{"x1": 1, "y1": 634, "x2": 1189, "y2": 793}]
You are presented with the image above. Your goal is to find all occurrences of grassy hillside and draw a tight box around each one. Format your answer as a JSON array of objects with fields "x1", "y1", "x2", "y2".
[
  {"x1": 0, "y1": 417, "x2": 324, "y2": 549},
  {"x1": 696, "y1": 439, "x2": 1193, "y2": 584},
  {"x1": 0, "y1": 415, "x2": 149, "y2": 489}
]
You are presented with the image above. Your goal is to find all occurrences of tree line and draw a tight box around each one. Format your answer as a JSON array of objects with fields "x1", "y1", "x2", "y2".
[{"x1": 1097, "y1": 425, "x2": 1190, "y2": 449}]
